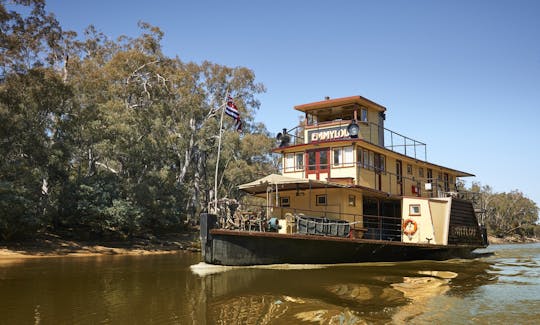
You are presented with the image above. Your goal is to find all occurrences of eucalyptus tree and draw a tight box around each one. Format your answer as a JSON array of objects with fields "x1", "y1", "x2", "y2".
[
  {"x1": 0, "y1": 0, "x2": 72, "y2": 239},
  {"x1": 1, "y1": 1, "x2": 276, "y2": 239}
]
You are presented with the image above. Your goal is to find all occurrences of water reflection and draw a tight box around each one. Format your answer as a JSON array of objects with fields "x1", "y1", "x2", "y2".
[
  {"x1": 193, "y1": 259, "x2": 497, "y2": 324},
  {"x1": 0, "y1": 244, "x2": 538, "y2": 324}
]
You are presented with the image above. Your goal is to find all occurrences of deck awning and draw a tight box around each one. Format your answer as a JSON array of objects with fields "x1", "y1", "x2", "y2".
[{"x1": 238, "y1": 174, "x2": 348, "y2": 195}]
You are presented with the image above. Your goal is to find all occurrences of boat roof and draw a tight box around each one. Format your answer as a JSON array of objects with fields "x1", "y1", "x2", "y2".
[
  {"x1": 294, "y1": 96, "x2": 387, "y2": 114},
  {"x1": 238, "y1": 173, "x2": 349, "y2": 195}
]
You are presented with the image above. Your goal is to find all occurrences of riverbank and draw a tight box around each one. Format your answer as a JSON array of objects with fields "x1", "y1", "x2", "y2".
[
  {"x1": 2, "y1": 233, "x2": 538, "y2": 260},
  {"x1": 487, "y1": 235, "x2": 540, "y2": 244},
  {"x1": 0, "y1": 232, "x2": 200, "y2": 260}
]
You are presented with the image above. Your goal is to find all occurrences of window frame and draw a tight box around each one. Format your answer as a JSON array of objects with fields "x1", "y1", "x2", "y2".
[
  {"x1": 348, "y1": 195, "x2": 356, "y2": 207},
  {"x1": 295, "y1": 152, "x2": 304, "y2": 171},
  {"x1": 332, "y1": 146, "x2": 354, "y2": 168},
  {"x1": 316, "y1": 194, "x2": 327, "y2": 206},
  {"x1": 409, "y1": 204, "x2": 421, "y2": 216},
  {"x1": 360, "y1": 107, "x2": 368, "y2": 122}
]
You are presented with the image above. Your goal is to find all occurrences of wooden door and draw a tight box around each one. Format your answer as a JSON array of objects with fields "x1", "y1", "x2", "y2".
[{"x1": 306, "y1": 148, "x2": 329, "y2": 180}]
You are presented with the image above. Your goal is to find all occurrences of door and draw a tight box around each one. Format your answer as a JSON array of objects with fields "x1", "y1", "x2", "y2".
[
  {"x1": 306, "y1": 148, "x2": 329, "y2": 180},
  {"x1": 396, "y1": 160, "x2": 403, "y2": 195}
]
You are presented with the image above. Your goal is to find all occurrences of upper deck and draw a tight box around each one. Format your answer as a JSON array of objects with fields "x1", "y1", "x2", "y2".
[
  {"x1": 273, "y1": 95, "x2": 473, "y2": 198},
  {"x1": 284, "y1": 96, "x2": 427, "y2": 161}
]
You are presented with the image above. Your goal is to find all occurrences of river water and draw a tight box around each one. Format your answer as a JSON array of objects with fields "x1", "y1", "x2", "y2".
[{"x1": 0, "y1": 243, "x2": 538, "y2": 324}]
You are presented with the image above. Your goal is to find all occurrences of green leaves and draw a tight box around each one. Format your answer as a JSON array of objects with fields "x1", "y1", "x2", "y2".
[{"x1": 0, "y1": 1, "x2": 275, "y2": 240}]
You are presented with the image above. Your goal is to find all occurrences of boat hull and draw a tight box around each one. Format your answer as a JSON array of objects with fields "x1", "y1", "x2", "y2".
[{"x1": 200, "y1": 214, "x2": 483, "y2": 266}]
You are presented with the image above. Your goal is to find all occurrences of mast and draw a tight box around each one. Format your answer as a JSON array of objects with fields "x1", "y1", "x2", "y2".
[{"x1": 213, "y1": 90, "x2": 228, "y2": 213}]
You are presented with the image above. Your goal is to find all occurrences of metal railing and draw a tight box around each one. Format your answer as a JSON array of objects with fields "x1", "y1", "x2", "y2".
[
  {"x1": 216, "y1": 204, "x2": 404, "y2": 242},
  {"x1": 287, "y1": 120, "x2": 427, "y2": 161}
]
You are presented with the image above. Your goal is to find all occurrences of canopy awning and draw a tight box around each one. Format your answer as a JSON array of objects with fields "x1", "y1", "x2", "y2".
[{"x1": 238, "y1": 173, "x2": 348, "y2": 195}]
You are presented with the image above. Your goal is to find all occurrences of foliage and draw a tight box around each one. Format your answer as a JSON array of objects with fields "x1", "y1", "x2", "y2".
[
  {"x1": 0, "y1": 1, "x2": 275, "y2": 240},
  {"x1": 469, "y1": 183, "x2": 539, "y2": 238}
]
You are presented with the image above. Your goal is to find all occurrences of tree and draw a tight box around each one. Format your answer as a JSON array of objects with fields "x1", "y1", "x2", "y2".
[
  {"x1": 467, "y1": 182, "x2": 539, "y2": 238},
  {"x1": 1, "y1": 1, "x2": 275, "y2": 240}
]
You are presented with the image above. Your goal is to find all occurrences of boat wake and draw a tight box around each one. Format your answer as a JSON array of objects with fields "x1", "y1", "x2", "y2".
[{"x1": 190, "y1": 262, "x2": 330, "y2": 276}]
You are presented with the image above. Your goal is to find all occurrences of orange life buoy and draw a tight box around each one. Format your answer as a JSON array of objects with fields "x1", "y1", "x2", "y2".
[{"x1": 402, "y1": 219, "x2": 418, "y2": 236}]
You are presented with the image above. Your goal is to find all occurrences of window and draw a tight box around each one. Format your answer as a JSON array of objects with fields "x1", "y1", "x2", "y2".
[
  {"x1": 348, "y1": 195, "x2": 356, "y2": 207},
  {"x1": 279, "y1": 196, "x2": 290, "y2": 207},
  {"x1": 379, "y1": 155, "x2": 386, "y2": 173},
  {"x1": 363, "y1": 149, "x2": 369, "y2": 168},
  {"x1": 308, "y1": 151, "x2": 316, "y2": 171},
  {"x1": 361, "y1": 108, "x2": 368, "y2": 122},
  {"x1": 319, "y1": 150, "x2": 328, "y2": 169},
  {"x1": 284, "y1": 153, "x2": 295, "y2": 172},
  {"x1": 427, "y1": 168, "x2": 433, "y2": 183},
  {"x1": 374, "y1": 153, "x2": 386, "y2": 173},
  {"x1": 418, "y1": 167, "x2": 424, "y2": 178},
  {"x1": 316, "y1": 194, "x2": 327, "y2": 206},
  {"x1": 285, "y1": 152, "x2": 304, "y2": 172},
  {"x1": 295, "y1": 153, "x2": 304, "y2": 171},
  {"x1": 359, "y1": 148, "x2": 382, "y2": 171},
  {"x1": 333, "y1": 146, "x2": 354, "y2": 167},
  {"x1": 409, "y1": 204, "x2": 421, "y2": 216},
  {"x1": 443, "y1": 173, "x2": 450, "y2": 192},
  {"x1": 407, "y1": 164, "x2": 413, "y2": 175}
]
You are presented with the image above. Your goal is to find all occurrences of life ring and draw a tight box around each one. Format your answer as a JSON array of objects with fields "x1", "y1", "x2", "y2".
[{"x1": 402, "y1": 219, "x2": 418, "y2": 236}]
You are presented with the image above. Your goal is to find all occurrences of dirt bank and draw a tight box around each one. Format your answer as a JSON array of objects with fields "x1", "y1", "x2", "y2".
[
  {"x1": 487, "y1": 235, "x2": 540, "y2": 245},
  {"x1": 0, "y1": 232, "x2": 200, "y2": 259}
]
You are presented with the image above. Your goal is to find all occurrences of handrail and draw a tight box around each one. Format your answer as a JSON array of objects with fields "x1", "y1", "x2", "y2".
[
  {"x1": 216, "y1": 203, "x2": 404, "y2": 241},
  {"x1": 284, "y1": 120, "x2": 427, "y2": 160}
]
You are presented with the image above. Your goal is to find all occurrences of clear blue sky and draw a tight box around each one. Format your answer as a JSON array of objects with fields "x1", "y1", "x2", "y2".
[{"x1": 46, "y1": 0, "x2": 540, "y2": 207}]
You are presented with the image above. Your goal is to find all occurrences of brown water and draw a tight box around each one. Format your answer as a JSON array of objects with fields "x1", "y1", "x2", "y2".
[{"x1": 0, "y1": 243, "x2": 538, "y2": 324}]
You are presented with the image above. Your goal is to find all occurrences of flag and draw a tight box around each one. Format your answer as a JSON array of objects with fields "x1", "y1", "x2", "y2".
[
  {"x1": 225, "y1": 95, "x2": 242, "y2": 132},
  {"x1": 225, "y1": 95, "x2": 239, "y2": 119}
]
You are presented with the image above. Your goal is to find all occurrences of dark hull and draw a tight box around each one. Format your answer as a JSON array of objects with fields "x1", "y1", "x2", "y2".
[{"x1": 201, "y1": 214, "x2": 484, "y2": 266}]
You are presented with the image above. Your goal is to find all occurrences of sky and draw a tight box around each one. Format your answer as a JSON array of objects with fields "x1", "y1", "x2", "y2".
[{"x1": 46, "y1": 0, "x2": 540, "y2": 206}]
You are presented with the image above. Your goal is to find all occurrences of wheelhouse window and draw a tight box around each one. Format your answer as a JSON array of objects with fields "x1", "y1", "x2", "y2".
[
  {"x1": 333, "y1": 146, "x2": 354, "y2": 167},
  {"x1": 360, "y1": 108, "x2": 368, "y2": 122}
]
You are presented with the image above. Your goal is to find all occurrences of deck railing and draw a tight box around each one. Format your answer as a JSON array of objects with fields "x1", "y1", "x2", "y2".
[
  {"x1": 216, "y1": 204, "x2": 404, "y2": 241},
  {"x1": 284, "y1": 120, "x2": 427, "y2": 161}
]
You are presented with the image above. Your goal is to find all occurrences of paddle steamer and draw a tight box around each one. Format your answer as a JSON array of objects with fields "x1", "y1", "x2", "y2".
[{"x1": 201, "y1": 95, "x2": 488, "y2": 265}]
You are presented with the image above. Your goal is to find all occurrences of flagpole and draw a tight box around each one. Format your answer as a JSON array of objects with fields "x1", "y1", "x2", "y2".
[{"x1": 213, "y1": 90, "x2": 228, "y2": 213}]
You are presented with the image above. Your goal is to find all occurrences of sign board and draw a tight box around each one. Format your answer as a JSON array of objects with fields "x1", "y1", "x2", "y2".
[{"x1": 307, "y1": 125, "x2": 350, "y2": 142}]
